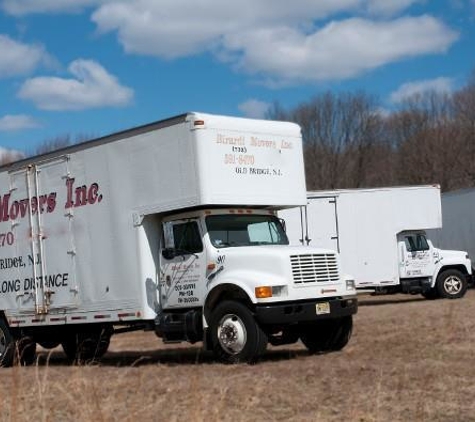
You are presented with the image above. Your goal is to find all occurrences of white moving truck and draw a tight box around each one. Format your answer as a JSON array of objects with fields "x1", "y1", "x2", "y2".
[
  {"x1": 0, "y1": 112, "x2": 357, "y2": 366},
  {"x1": 280, "y1": 185, "x2": 471, "y2": 299}
]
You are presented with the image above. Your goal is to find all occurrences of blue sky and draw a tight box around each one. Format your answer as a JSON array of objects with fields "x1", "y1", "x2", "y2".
[{"x1": 0, "y1": 0, "x2": 474, "y2": 157}]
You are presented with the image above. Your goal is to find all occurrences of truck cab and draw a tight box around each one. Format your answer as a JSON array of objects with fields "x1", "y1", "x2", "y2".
[
  {"x1": 156, "y1": 207, "x2": 357, "y2": 362},
  {"x1": 397, "y1": 231, "x2": 471, "y2": 298}
]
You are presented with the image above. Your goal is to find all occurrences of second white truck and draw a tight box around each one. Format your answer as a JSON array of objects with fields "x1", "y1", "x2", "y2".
[{"x1": 280, "y1": 185, "x2": 471, "y2": 299}]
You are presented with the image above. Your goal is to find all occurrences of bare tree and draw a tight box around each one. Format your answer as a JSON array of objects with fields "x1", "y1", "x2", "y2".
[
  {"x1": 0, "y1": 149, "x2": 25, "y2": 166},
  {"x1": 452, "y1": 77, "x2": 475, "y2": 185},
  {"x1": 269, "y1": 91, "x2": 385, "y2": 190},
  {"x1": 270, "y1": 69, "x2": 475, "y2": 192}
]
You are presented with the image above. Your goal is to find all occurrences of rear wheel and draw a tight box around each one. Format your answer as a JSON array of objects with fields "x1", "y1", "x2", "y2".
[
  {"x1": 210, "y1": 301, "x2": 267, "y2": 364},
  {"x1": 300, "y1": 316, "x2": 353, "y2": 354},
  {"x1": 16, "y1": 336, "x2": 36, "y2": 366},
  {"x1": 436, "y1": 269, "x2": 467, "y2": 299},
  {"x1": 62, "y1": 327, "x2": 112, "y2": 363},
  {"x1": 0, "y1": 318, "x2": 14, "y2": 367}
]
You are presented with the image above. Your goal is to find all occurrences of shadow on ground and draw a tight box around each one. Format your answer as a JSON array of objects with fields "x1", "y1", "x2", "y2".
[{"x1": 34, "y1": 346, "x2": 309, "y2": 367}]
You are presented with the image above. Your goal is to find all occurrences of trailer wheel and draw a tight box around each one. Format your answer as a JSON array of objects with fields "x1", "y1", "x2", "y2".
[
  {"x1": 436, "y1": 269, "x2": 467, "y2": 299},
  {"x1": 62, "y1": 328, "x2": 112, "y2": 363},
  {"x1": 300, "y1": 316, "x2": 353, "y2": 353},
  {"x1": 0, "y1": 318, "x2": 14, "y2": 367},
  {"x1": 16, "y1": 336, "x2": 36, "y2": 366},
  {"x1": 209, "y1": 301, "x2": 267, "y2": 364}
]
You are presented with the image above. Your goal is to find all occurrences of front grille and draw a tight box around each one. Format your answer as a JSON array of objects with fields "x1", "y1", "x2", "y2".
[{"x1": 290, "y1": 253, "x2": 340, "y2": 284}]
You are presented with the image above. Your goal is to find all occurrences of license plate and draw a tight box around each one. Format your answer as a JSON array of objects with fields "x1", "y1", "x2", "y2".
[{"x1": 316, "y1": 302, "x2": 330, "y2": 315}]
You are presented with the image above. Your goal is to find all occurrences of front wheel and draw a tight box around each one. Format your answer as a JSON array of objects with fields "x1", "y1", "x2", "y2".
[
  {"x1": 209, "y1": 301, "x2": 267, "y2": 364},
  {"x1": 436, "y1": 269, "x2": 468, "y2": 299},
  {"x1": 300, "y1": 316, "x2": 353, "y2": 354}
]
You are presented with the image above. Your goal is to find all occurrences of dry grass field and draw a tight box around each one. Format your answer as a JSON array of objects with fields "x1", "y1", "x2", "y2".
[{"x1": 1, "y1": 290, "x2": 475, "y2": 422}]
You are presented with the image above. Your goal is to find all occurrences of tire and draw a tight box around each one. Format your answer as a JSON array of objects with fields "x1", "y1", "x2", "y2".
[
  {"x1": 436, "y1": 269, "x2": 468, "y2": 299},
  {"x1": 15, "y1": 336, "x2": 36, "y2": 366},
  {"x1": 421, "y1": 288, "x2": 439, "y2": 300},
  {"x1": 300, "y1": 316, "x2": 353, "y2": 354},
  {"x1": 0, "y1": 318, "x2": 15, "y2": 367},
  {"x1": 209, "y1": 301, "x2": 267, "y2": 364},
  {"x1": 62, "y1": 327, "x2": 112, "y2": 363},
  {"x1": 330, "y1": 316, "x2": 353, "y2": 351}
]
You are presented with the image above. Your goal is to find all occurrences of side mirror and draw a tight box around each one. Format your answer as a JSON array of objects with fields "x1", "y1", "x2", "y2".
[
  {"x1": 162, "y1": 248, "x2": 176, "y2": 260},
  {"x1": 279, "y1": 218, "x2": 287, "y2": 232}
]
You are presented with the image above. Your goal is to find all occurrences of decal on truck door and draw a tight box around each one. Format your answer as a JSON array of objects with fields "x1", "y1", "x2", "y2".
[
  {"x1": 160, "y1": 219, "x2": 206, "y2": 308},
  {"x1": 398, "y1": 233, "x2": 434, "y2": 278}
]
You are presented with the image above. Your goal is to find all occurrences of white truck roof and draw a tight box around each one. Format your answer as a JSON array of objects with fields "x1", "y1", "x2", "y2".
[
  {"x1": 307, "y1": 185, "x2": 442, "y2": 232},
  {"x1": 1, "y1": 112, "x2": 306, "y2": 216}
]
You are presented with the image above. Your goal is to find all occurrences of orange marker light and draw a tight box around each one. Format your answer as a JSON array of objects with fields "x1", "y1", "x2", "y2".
[{"x1": 255, "y1": 286, "x2": 272, "y2": 298}]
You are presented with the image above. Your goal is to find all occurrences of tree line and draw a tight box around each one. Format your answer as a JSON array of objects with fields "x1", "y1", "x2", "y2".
[
  {"x1": 269, "y1": 72, "x2": 475, "y2": 193},
  {"x1": 2, "y1": 72, "x2": 475, "y2": 194}
]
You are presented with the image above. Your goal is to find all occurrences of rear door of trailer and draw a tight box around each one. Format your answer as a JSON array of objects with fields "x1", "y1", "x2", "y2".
[{"x1": 9, "y1": 157, "x2": 78, "y2": 314}]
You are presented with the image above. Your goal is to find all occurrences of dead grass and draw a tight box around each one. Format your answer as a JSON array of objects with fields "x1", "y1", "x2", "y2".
[{"x1": 2, "y1": 290, "x2": 475, "y2": 421}]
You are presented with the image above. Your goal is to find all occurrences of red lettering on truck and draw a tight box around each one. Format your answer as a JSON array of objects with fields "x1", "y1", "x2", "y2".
[{"x1": 0, "y1": 193, "x2": 57, "y2": 223}]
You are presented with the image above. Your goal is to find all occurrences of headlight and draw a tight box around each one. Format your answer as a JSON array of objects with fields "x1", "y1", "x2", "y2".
[
  {"x1": 255, "y1": 286, "x2": 272, "y2": 298},
  {"x1": 255, "y1": 285, "x2": 288, "y2": 298},
  {"x1": 346, "y1": 280, "x2": 355, "y2": 290}
]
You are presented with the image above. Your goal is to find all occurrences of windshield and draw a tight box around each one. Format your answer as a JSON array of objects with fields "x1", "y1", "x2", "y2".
[{"x1": 206, "y1": 214, "x2": 289, "y2": 248}]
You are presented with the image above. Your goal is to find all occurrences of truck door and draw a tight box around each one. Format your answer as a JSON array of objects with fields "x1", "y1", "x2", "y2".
[
  {"x1": 160, "y1": 218, "x2": 206, "y2": 309},
  {"x1": 10, "y1": 158, "x2": 78, "y2": 314},
  {"x1": 397, "y1": 232, "x2": 436, "y2": 278},
  {"x1": 305, "y1": 196, "x2": 340, "y2": 251}
]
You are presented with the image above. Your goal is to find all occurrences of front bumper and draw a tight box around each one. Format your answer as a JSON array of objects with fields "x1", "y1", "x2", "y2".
[{"x1": 254, "y1": 296, "x2": 358, "y2": 326}]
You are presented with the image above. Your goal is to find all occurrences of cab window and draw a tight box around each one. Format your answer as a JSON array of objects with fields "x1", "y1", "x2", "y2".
[
  {"x1": 172, "y1": 222, "x2": 203, "y2": 253},
  {"x1": 404, "y1": 234, "x2": 429, "y2": 252}
]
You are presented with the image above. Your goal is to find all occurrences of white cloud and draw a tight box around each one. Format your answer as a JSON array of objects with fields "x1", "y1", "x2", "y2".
[
  {"x1": 18, "y1": 59, "x2": 134, "y2": 111},
  {"x1": 1, "y1": 0, "x2": 103, "y2": 15},
  {"x1": 90, "y1": 0, "x2": 361, "y2": 58},
  {"x1": 224, "y1": 16, "x2": 458, "y2": 84},
  {"x1": 0, "y1": 115, "x2": 41, "y2": 131},
  {"x1": 2, "y1": 1, "x2": 459, "y2": 85},
  {"x1": 238, "y1": 99, "x2": 271, "y2": 119},
  {"x1": 389, "y1": 77, "x2": 454, "y2": 103},
  {"x1": 0, "y1": 35, "x2": 50, "y2": 78},
  {"x1": 90, "y1": 2, "x2": 458, "y2": 84}
]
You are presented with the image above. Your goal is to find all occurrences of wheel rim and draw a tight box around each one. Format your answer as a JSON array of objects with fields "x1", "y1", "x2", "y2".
[
  {"x1": 217, "y1": 313, "x2": 247, "y2": 355},
  {"x1": 443, "y1": 275, "x2": 462, "y2": 295}
]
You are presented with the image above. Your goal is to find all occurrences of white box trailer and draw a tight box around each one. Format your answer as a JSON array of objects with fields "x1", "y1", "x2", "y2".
[
  {"x1": 429, "y1": 188, "x2": 475, "y2": 261},
  {"x1": 280, "y1": 185, "x2": 471, "y2": 299},
  {"x1": 0, "y1": 112, "x2": 357, "y2": 366}
]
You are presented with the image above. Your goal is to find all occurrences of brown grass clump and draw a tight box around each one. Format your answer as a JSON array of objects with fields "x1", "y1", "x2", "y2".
[{"x1": 1, "y1": 290, "x2": 475, "y2": 421}]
